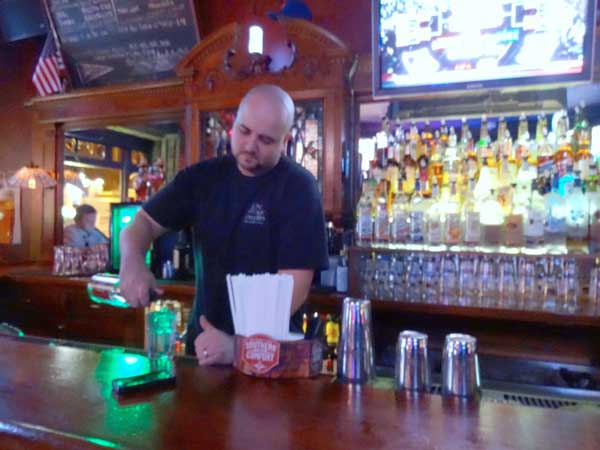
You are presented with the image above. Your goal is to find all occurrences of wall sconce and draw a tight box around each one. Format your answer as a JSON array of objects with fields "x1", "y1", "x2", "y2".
[{"x1": 8, "y1": 162, "x2": 57, "y2": 190}]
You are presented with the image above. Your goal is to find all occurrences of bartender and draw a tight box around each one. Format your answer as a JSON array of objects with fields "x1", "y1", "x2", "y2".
[
  {"x1": 63, "y1": 204, "x2": 108, "y2": 248},
  {"x1": 119, "y1": 84, "x2": 329, "y2": 366}
]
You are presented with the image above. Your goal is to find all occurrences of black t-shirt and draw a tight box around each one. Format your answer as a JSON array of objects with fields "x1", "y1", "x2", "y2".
[{"x1": 143, "y1": 155, "x2": 328, "y2": 352}]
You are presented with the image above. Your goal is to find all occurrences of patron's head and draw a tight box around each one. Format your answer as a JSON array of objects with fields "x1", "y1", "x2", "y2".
[{"x1": 74, "y1": 204, "x2": 97, "y2": 232}]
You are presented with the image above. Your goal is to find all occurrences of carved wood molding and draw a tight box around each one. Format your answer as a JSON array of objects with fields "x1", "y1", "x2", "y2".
[
  {"x1": 176, "y1": 19, "x2": 354, "y2": 100},
  {"x1": 27, "y1": 80, "x2": 186, "y2": 124}
]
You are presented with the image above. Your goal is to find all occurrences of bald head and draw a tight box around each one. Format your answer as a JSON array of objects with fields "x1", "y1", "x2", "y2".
[
  {"x1": 231, "y1": 85, "x2": 295, "y2": 177},
  {"x1": 236, "y1": 84, "x2": 295, "y2": 134}
]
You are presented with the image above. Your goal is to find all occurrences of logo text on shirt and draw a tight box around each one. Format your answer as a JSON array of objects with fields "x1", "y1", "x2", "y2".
[{"x1": 243, "y1": 202, "x2": 267, "y2": 226}]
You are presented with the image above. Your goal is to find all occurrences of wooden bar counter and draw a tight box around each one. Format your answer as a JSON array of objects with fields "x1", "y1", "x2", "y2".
[
  {"x1": 2, "y1": 266, "x2": 600, "y2": 366},
  {"x1": 1, "y1": 335, "x2": 599, "y2": 450}
]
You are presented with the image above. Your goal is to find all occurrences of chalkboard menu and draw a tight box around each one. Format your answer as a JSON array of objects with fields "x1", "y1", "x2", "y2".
[{"x1": 47, "y1": 0, "x2": 200, "y2": 87}]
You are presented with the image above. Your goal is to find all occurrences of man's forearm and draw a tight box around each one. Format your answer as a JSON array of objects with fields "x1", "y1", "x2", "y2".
[{"x1": 120, "y1": 211, "x2": 164, "y2": 266}]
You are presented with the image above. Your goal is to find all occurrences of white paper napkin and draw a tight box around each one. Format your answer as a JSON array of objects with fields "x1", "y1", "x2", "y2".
[{"x1": 227, "y1": 273, "x2": 295, "y2": 340}]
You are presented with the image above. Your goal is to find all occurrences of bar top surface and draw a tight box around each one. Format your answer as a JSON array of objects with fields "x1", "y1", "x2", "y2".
[{"x1": 0, "y1": 336, "x2": 599, "y2": 450}]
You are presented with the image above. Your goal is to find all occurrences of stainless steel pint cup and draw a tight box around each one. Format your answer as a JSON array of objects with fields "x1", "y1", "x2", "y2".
[
  {"x1": 395, "y1": 330, "x2": 430, "y2": 391},
  {"x1": 442, "y1": 333, "x2": 481, "y2": 398},
  {"x1": 337, "y1": 298, "x2": 375, "y2": 383}
]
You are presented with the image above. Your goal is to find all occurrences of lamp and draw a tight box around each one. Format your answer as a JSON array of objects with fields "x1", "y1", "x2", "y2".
[{"x1": 8, "y1": 162, "x2": 57, "y2": 190}]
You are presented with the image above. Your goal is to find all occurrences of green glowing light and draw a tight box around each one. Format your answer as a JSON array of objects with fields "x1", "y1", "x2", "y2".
[
  {"x1": 123, "y1": 355, "x2": 140, "y2": 365},
  {"x1": 84, "y1": 437, "x2": 122, "y2": 449}
]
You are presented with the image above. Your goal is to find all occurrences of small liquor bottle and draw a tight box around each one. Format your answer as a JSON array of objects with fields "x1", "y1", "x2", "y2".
[{"x1": 173, "y1": 229, "x2": 193, "y2": 280}]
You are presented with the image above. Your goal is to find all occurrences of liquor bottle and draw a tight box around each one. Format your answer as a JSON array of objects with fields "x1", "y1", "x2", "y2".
[
  {"x1": 571, "y1": 102, "x2": 586, "y2": 152},
  {"x1": 505, "y1": 183, "x2": 525, "y2": 247},
  {"x1": 336, "y1": 248, "x2": 349, "y2": 293},
  {"x1": 416, "y1": 148, "x2": 430, "y2": 191},
  {"x1": 460, "y1": 117, "x2": 470, "y2": 145},
  {"x1": 376, "y1": 117, "x2": 390, "y2": 169},
  {"x1": 474, "y1": 157, "x2": 498, "y2": 201},
  {"x1": 374, "y1": 183, "x2": 390, "y2": 243},
  {"x1": 444, "y1": 179, "x2": 462, "y2": 245},
  {"x1": 497, "y1": 154, "x2": 516, "y2": 214},
  {"x1": 534, "y1": 112, "x2": 548, "y2": 161},
  {"x1": 496, "y1": 116, "x2": 507, "y2": 147},
  {"x1": 479, "y1": 115, "x2": 490, "y2": 145},
  {"x1": 425, "y1": 178, "x2": 443, "y2": 245},
  {"x1": 440, "y1": 119, "x2": 449, "y2": 148},
  {"x1": 554, "y1": 109, "x2": 569, "y2": 147},
  {"x1": 401, "y1": 146, "x2": 417, "y2": 194},
  {"x1": 390, "y1": 181, "x2": 410, "y2": 243},
  {"x1": 355, "y1": 188, "x2": 374, "y2": 244},
  {"x1": 393, "y1": 124, "x2": 405, "y2": 163},
  {"x1": 566, "y1": 176, "x2": 589, "y2": 240},
  {"x1": 408, "y1": 179, "x2": 428, "y2": 243},
  {"x1": 517, "y1": 113, "x2": 529, "y2": 142},
  {"x1": 385, "y1": 161, "x2": 400, "y2": 198},
  {"x1": 479, "y1": 189, "x2": 506, "y2": 246},
  {"x1": 523, "y1": 183, "x2": 545, "y2": 246},
  {"x1": 444, "y1": 127, "x2": 460, "y2": 187},
  {"x1": 554, "y1": 115, "x2": 574, "y2": 180},
  {"x1": 433, "y1": 128, "x2": 442, "y2": 156},
  {"x1": 515, "y1": 155, "x2": 537, "y2": 202},
  {"x1": 325, "y1": 314, "x2": 340, "y2": 348},
  {"x1": 448, "y1": 126, "x2": 457, "y2": 148},
  {"x1": 408, "y1": 120, "x2": 419, "y2": 161},
  {"x1": 423, "y1": 120, "x2": 434, "y2": 151},
  {"x1": 461, "y1": 177, "x2": 481, "y2": 245},
  {"x1": 459, "y1": 117, "x2": 472, "y2": 158},
  {"x1": 429, "y1": 143, "x2": 444, "y2": 188},
  {"x1": 536, "y1": 126, "x2": 555, "y2": 176},
  {"x1": 326, "y1": 221, "x2": 336, "y2": 255},
  {"x1": 173, "y1": 229, "x2": 193, "y2": 280},
  {"x1": 476, "y1": 134, "x2": 493, "y2": 164},
  {"x1": 544, "y1": 172, "x2": 567, "y2": 246},
  {"x1": 464, "y1": 145, "x2": 479, "y2": 180},
  {"x1": 515, "y1": 113, "x2": 530, "y2": 162},
  {"x1": 534, "y1": 112, "x2": 545, "y2": 141},
  {"x1": 559, "y1": 165, "x2": 576, "y2": 197},
  {"x1": 574, "y1": 116, "x2": 592, "y2": 181},
  {"x1": 586, "y1": 164, "x2": 600, "y2": 252}
]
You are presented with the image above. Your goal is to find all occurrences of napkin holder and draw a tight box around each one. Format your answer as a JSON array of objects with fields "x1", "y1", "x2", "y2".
[{"x1": 233, "y1": 334, "x2": 323, "y2": 378}]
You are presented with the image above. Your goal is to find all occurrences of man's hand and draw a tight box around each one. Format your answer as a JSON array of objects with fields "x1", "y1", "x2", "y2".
[
  {"x1": 118, "y1": 210, "x2": 167, "y2": 308},
  {"x1": 119, "y1": 260, "x2": 163, "y2": 308},
  {"x1": 194, "y1": 315, "x2": 234, "y2": 366}
]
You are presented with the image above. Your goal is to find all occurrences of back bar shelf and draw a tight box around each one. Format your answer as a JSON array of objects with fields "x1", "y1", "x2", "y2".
[{"x1": 347, "y1": 245, "x2": 600, "y2": 328}]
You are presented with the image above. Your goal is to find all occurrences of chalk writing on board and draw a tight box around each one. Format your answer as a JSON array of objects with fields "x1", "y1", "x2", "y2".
[{"x1": 48, "y1": 0, "x2": 200, "y2": 87}]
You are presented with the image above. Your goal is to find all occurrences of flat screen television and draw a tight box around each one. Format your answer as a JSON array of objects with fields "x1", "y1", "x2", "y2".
[{"x1": 372, "y1": 0, "x2": 596, "y2": 97}]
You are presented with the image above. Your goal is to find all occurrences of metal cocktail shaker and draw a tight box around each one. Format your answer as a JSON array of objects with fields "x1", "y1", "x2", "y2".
[
  {"x1": 337, "y1": 298, "x2": 375, "y2": 383},
  {"x1": 395, "y1": 330, "x2": 430, "y2": 392},
  {"x1": 442, "y1": 333, "x2": 481, "y2": 398}
]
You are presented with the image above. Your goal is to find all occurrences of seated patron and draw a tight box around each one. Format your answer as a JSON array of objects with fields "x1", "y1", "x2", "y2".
[{"x1": 63, "y1": 204, "x2": 108, "y2": 248}]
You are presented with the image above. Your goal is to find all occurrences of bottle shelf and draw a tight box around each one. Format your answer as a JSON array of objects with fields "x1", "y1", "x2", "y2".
[{"x1": 353, "y1": 242, "x2": 598, "y2": 257}]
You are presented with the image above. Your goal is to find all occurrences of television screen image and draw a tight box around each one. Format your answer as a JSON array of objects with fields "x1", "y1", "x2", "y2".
[{"x1": 373, "y1": 0, "x2": 596, "y2": 96}]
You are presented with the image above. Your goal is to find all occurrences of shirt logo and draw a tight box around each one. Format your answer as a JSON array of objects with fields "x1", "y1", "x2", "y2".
[{"x1": 243, "y1": 202, "x2": 267, "y2": 226}]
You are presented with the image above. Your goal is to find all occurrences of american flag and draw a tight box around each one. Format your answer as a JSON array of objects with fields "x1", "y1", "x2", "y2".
[{"x1": 32, "y1": 34, "x2": 65, "y2": 97}]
